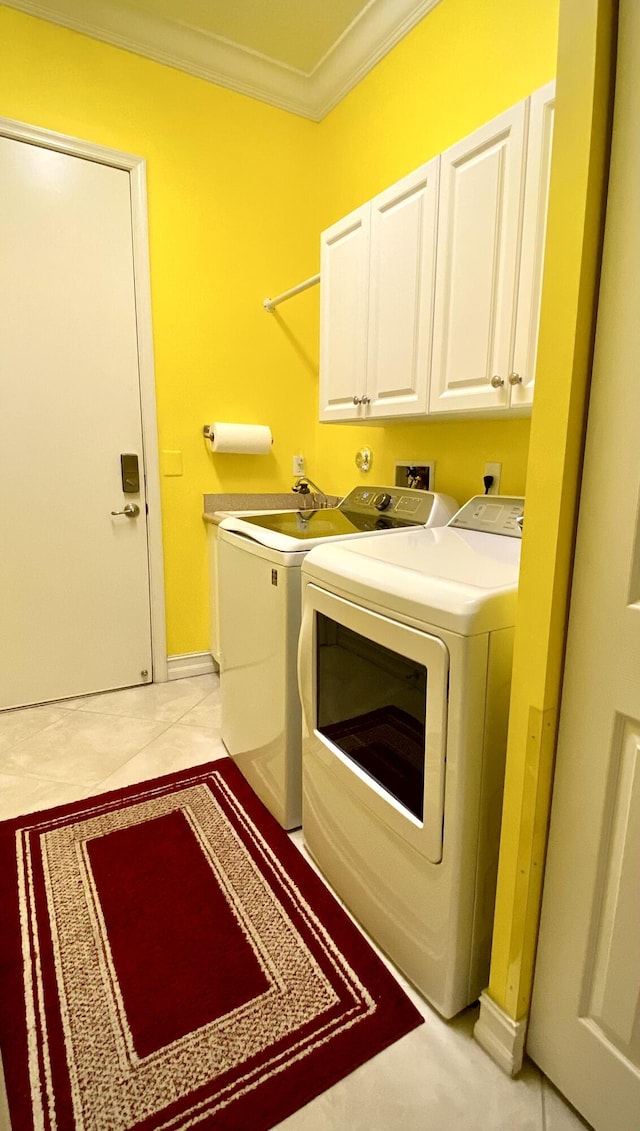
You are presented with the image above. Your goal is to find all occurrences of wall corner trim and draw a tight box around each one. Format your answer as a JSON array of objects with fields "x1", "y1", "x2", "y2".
[
  {"x1": 473, "y1": 991, "x2": 527, "y2": 1077},
  {"x1": 166, "y1": 651, "x2": 217, "y2": 681}
]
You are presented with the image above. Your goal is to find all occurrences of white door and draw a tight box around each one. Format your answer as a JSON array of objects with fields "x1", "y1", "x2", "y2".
[
  {"x1": 319, "y1": 204, "x2": 370, "y2": 422},
  {"x1": 366, "y1": 159, "x2": 439, "y2": 419},
  {"x1": 527, "y1": 4, "x2": 640, "y2": 1127},
  {"x1": 429, "y1": 102, "x2": 526, "y2": 414},
  {"x1": 0, "y1": 135, "x2": 154, "y2": 709}
]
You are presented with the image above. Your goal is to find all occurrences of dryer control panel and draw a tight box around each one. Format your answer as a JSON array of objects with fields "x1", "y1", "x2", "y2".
[{"x1": 448, "y1": 496, "x2": 524, "y2": 538}]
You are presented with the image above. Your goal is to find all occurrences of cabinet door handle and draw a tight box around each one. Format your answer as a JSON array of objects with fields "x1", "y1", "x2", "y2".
[
  {"x1": 353, "y1": 395, "x2": 362, "y2": 405},
  {"x1": 361, "y1": 395, "x2": 370, "y2": 405},
  {"x1": 490, "y1": 375, "x2": 505, "y2": 389},
  {"x1": 508, "y1": 372, "x2": 523, "y2": 385}
]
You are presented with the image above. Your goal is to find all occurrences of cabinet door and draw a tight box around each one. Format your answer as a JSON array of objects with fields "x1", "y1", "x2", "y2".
[
  {"x1": 366, "y1": 159, "x2": 439, "y2": 419},
  {"x1": 319, "y1": 204, "x2": 370, "y2": 422},
  {"x1": 429, "y1": 102, "x2": 527, "y2": 414},
  {"x1": 510, "y1": 80, "x2": 556, "y2": 407}
]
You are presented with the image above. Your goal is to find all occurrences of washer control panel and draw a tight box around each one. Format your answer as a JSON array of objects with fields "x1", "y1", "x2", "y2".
[
  {"x1": 449, "y1": 496, "x2": 524, "y2": 538},
  {"x1": 341, "y1": 485, "x2": 437, "y2": 526}
]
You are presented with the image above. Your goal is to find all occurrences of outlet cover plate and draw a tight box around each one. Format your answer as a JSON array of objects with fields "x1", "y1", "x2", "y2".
[{"x1": 484, "y1": 462, "x2": 502, "y2": 494}]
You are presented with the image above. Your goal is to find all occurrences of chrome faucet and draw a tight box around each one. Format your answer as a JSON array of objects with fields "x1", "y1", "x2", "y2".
[{"x1": 292, "y1": 476, "x2": 327, "y2": 506}]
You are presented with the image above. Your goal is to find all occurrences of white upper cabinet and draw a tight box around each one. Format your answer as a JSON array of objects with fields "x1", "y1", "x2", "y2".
[
  {"x1": 318, "y1": 80, "x2": 555, "y2": 423},
  {"x1": 365, "y1": 162, "x2": 439, "y2": 418},
  {"x1": 429, "y1": 81, "x2": 556, "y2": 415},
  {"x1": 511, "y1": 80, "x2": 556, "y2": 408},
  {"x1": 429, "y1": 102, "x2": 527, "y2": 413},
  {"x1": 319, "y1": 159, "x2": 439, "y2": 422},
  {"x1": 318, "y1": 204, "x2": 370, "y2": 422}
]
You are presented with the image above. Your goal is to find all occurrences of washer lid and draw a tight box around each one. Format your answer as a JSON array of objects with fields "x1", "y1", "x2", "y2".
[
  {"x1": 218, "y1": 487, "x2": 458, "y2": 554},
  {"x1": 302, "y1": 525, "x2": 521, "y2": 635},
  {"x1": 217, "y1": 509, "x2": 412, "y2": 554}
]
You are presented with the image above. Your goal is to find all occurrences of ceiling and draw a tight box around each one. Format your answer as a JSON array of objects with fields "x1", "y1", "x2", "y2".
[{"x1": 5, "y1": 0, "x2": 441, "y2": 120}]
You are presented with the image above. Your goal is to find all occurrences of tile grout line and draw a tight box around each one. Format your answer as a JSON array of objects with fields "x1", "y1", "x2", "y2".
[
  {"x1": 1, "y1": 711, "x2": 177, "y2": 792},
  {"x1": 64, "y1": 687, "x2": 220, "y2": 728},
  {"x1": 86, "y1": 715, "x2": 180, "y2": 790}
]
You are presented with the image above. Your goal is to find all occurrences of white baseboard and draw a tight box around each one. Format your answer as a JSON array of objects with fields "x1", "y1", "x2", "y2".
[
  {"x1": 473, "y1": 991, "x2": 527, "y2": 1077},
  {"x1": 166, "y1": 651, "x2": 218, "y2": 680}
]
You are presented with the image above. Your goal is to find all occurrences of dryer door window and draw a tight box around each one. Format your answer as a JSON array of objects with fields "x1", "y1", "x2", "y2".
[
  {"x1": 301, "y1": 584, "x2": 449, "y2": 863},
  {"x1": 316, "y1": 614, "x2": 427, "y2": 819}
]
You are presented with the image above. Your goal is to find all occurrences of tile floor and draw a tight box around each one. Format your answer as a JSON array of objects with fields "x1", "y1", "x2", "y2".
[{"x1": 0, "y1": 675, "x2": 591, "y2": 1131}]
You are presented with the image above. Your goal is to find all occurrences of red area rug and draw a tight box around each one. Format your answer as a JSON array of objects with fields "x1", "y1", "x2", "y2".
[{"x1": 0, "y1": 758, "x2": 423, "y2": 1130}]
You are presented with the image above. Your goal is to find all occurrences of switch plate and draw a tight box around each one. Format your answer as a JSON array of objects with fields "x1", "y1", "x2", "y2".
[
  {"x1": 161, "y1": 450, "x2": 183, "y2": 477},
  {"x1": 292, "y1": 455, "x2": 305, "y2": 476},
  {"x1": 484, "y1": 462, "x2": 502, "y2": 494}
]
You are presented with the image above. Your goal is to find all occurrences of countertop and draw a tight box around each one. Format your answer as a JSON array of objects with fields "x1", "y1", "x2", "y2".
[{"x1": 202, "y1": 492, "x2": 341, "y2": 525}]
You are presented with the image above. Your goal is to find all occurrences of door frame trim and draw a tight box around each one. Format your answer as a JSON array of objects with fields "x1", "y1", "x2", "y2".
[
  {"x1": 474, "y1": 990, "x2": 527, "y2": 1076},
  {"x1": 0, "y1": 115, "x2": 168, "y2": 683}
]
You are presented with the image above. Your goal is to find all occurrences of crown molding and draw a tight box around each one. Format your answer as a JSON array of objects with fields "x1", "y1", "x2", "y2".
[
  {"x1": 4, "y1": 0, "x2": 442, "y2": 121},
  {"x1": 309, "y1": 0, "x2": 441, "y2": 119}
]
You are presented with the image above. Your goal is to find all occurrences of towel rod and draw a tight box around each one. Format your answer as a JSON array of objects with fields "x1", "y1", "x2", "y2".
[{"x1": 263, "y1": 272, "x2": 320, "y2": 312}]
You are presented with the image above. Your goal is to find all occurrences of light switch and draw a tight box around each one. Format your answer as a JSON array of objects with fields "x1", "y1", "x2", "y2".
[{"x1": 162, "y1": 450, "x2": 183, "y2": 477}]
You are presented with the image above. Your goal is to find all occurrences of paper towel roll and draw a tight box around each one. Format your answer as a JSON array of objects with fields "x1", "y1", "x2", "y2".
[{"x1": 207, "y1": 422, "x2": 273, "y2": 455}]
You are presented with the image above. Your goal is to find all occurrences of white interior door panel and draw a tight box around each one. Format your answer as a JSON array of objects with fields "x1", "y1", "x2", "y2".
[{"x1": 0, "y1": 136, "x2": 153, "y2": 708}]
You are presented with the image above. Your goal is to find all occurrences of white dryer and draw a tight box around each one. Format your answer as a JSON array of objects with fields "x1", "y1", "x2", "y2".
[
  {"x1": 217, "y1": 486, "x2": 458, "y2": 831},
  {"x1": 297, "y1": 496, "x2": 523, "y2": 1018}
]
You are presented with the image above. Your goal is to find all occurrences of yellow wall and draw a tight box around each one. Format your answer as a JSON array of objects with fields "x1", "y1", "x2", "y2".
[
  {"x1": 0, "y1": 5, "x2": 319, "y2": 655},
  {"x1": 487, "y1": 0, "x2": 615, "y2": 1021},
  {"x1": 318, "y1": 0, "x2": 559, "y2": 221}
]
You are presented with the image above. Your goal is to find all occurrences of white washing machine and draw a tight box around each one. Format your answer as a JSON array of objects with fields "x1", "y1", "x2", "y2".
[
  {"x1": 297, "y1": 495, "x2": 524, "y2": 1018},
  {"x1": 217, "y1": 486, "x2": 458, "y2": 830}
]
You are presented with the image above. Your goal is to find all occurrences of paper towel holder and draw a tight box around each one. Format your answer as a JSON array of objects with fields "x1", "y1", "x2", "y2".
[{"x1": 202, "y1": 423, "x2": 274, "y2": 447}]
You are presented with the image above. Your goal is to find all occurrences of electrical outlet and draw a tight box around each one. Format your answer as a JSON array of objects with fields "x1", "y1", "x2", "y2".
[
  {"x1": 484, "y1": 462, "x2": 502, "y2": 494},
  {"x1": 292, "y1": 455, "x2": 305, "y2": 476}
]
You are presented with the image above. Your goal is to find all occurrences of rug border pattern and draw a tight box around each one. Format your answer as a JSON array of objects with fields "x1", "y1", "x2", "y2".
[{"x1": 15, "y1": 768, "x2": 380, "y2": 1130}]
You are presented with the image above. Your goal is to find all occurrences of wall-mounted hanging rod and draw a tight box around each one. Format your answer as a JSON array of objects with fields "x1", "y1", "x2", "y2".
[{"x1": 263, "y1": 272, "x2": 320, "y2": 312}]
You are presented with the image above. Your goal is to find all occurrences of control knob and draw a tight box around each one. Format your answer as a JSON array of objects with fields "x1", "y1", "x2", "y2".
[{"x1": 374, "y1": 492, "x2": 392, "y2": 511}]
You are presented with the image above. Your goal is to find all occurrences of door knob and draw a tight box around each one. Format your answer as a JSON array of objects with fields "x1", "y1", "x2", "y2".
[
  {"x1": 490, "y1": 375, "x2": 505, "y2": 388},
  {"x1": 508, "y1": 372, "x2": 523, "y2": 385},
  {"x1": 111, "y1": 502, "x2": 140, "y2": 517}
]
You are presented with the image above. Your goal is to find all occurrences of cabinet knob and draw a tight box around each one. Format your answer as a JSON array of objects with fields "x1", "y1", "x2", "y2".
[
  {"x1": 353, "y1": 395, "x2": 362, "y2": 405},
  {"x1": 490, "y1": 375, "x2": 505, "y2": 389},
  {"x1": 508, "y1": 372, "x2": 523, "y2": 385},
  {"x1": 361, "y1": 395, "x2": 370, "y2": 405}
]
